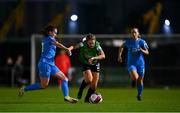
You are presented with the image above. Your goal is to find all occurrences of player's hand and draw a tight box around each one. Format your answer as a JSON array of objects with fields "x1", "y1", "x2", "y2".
[
  {"x1": 66, "y1": 48, "x2": 72, "y2": 56},
  {"x1": 88, "y1": 57, "x2": 94, "y2": 64},
  {"x1": 118, "y1": 56, "x2": 123, "y2": 63},
  {"x1": 68, "y1": 46, "x2": 74, "y2": 51}
]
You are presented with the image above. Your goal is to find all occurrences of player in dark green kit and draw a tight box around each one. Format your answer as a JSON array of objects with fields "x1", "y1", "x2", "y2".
[{"x1": 70, "y1": 33, "x2": 105, "y2": 103}]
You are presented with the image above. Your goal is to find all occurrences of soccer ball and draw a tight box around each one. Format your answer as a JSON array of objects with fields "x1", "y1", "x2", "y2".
[{"x1": 89, "y1": 92, "x2": 103, "y2": 104}]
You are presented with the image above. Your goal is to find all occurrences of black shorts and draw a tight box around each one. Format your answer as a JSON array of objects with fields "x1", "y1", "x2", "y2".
[{"x1": 81, "y1": 62, "x2": 100, "y2": 72}]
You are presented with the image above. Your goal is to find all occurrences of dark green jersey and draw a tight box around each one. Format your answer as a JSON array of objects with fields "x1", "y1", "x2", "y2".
[{"x1": 78, "y1": 41, "x2": 103, "y2": 65}]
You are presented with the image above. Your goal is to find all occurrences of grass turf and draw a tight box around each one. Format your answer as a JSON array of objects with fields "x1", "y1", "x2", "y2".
[{"x1": 0, "y1": 87, "x2": 180, "y2": 112}]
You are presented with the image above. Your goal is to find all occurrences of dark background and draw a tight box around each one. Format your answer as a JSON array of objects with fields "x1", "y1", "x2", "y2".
[{"x1": 0, "y1": 0, "x2": 180, "y2": 36}]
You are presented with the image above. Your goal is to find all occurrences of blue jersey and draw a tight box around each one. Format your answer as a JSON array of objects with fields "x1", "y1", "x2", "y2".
[
  {"x1": 39, "y1": 35, "x2": 57, "y2": 66},
  {"x1": 124, "y1": 38, "x2": 148, "y2": 67}
]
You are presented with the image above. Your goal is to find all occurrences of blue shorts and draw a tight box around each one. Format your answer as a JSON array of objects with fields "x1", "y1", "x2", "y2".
[
  {"x1": 38, "y1": 61, "x2": 60, "y2": 78},
  {"x1": 127, "y1": 65, "x2": 145, "y2": 77}
]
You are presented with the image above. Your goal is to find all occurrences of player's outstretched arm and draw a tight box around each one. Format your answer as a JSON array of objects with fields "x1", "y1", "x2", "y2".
[
  {"x1": 53, "y1": 41, "x2": 68, "y2": 49},
  {"x1": 70, "y1": 43, "x2": 82, "y2": 50},
  {"x1": 140, "y1": 47, "x2": 149, "y2": 55},
  {"x1": 118, "y1": 45, "x2": 124, "y2": 63},
  {"x1": 53, "y1": 41, "x2": 72, "y2": 56}
]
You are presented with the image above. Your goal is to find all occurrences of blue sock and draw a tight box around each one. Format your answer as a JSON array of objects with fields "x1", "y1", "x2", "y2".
[
  {"x1": 61, "y1": 80, "x2": 69, "y2": 97},
  {"x1": 137, "y1": 83, "x2": 144, "y2": 96},
  {"x1": 24, "y1": 83, "x2": 42, "y2": 92}
]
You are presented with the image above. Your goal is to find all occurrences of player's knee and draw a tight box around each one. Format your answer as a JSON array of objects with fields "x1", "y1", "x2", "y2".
[
  {"x1": 137, "y1": 77, "x2": 143, "y2": 84},
  {"x1": 85, "y1": 77, "x2": 92, "y2": 83}
]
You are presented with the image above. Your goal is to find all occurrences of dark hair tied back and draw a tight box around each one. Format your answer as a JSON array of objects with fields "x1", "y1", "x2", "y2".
[{"x1": 43, "y1": 25, "x2": 56, "y2": 36}]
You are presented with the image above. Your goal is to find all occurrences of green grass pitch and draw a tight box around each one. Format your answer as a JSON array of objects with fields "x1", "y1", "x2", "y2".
[{"x1": 0, "y1": 87, "x2": 180, "y2": 112}]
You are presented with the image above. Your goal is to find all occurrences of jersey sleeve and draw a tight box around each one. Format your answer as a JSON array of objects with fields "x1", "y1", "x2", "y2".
[
  {"x1": 141, "y1": 40, "x2": 149, "y2": 49},
  {"x1": 49, "y1": 36, "x2": 56, "y2": 44},
  {"x1": 78, "y1": 42, "x2": 84, "y2": 48},
  {"x1": 97, "y1": 45, "x2": 103, "y2": 53}
]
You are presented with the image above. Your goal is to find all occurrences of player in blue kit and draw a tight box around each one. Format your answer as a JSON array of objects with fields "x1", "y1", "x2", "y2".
[
  {"x1": 118, "y1": 28, "x2": 149, "y2": 101},
  {"x1": 19, "y1": 25, "x2": 78, "y2": 103}
]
